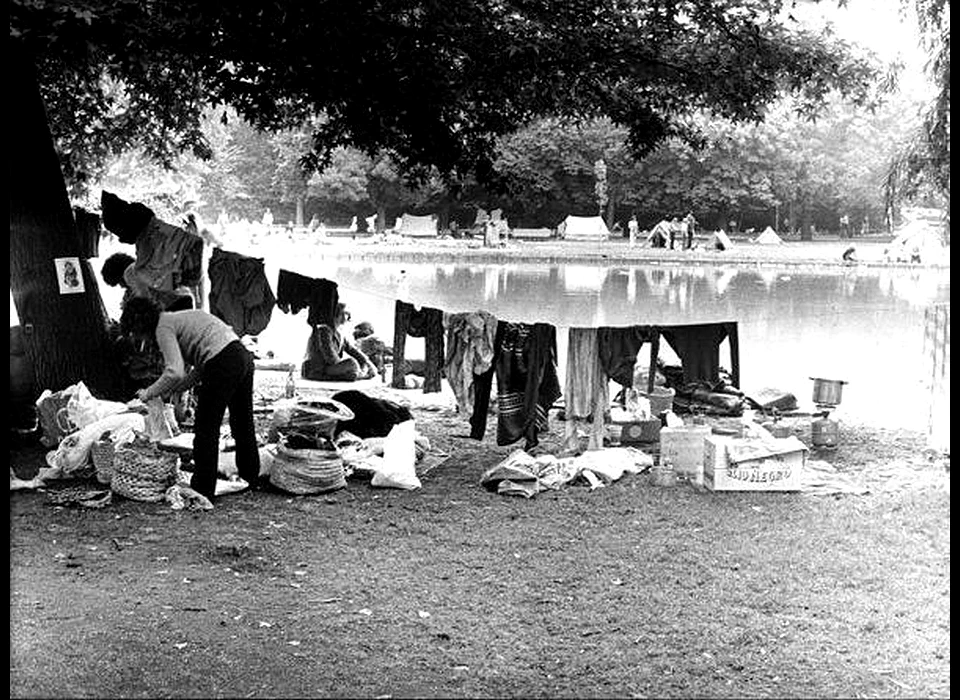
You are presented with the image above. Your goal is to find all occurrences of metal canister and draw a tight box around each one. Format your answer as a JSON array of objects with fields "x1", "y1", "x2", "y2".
[{"x1": 811, "y1": 415, "x2": 840, "y2": 449}]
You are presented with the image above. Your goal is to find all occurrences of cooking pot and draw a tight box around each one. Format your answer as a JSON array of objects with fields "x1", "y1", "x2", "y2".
[{"x1": 809, "y1": 377, "x2": 847, "y2": 406}]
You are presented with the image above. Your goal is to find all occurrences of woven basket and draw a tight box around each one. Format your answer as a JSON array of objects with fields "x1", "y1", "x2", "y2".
[
  {"x1": 269, "y1": 439, "x2": 345, "y2": 495},
  {"x1": 111, "y1": 441, "x2": 180, "y2": 502},
  {"x1": 91, "y1": 432, "x2": 116, "y2": 485}
]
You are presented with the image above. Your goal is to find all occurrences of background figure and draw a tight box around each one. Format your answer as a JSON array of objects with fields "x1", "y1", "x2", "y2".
[
  {"x1": 302, "y1": 302, "x2": 377, "y2": 381},
  {"x1": 627, "y1": 215, "x2": 639, "y2": 247},
  {"x1": 683, "y1": 212, "x2": 697, "y2": 249},
  {"x1": 353, "y1": 321, "x2": 392, "y2": 379}
]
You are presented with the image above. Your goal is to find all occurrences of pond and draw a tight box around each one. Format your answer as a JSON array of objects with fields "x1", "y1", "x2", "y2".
[{"x1": 11, "y1": 254, "x2": 950, "y2": 432}]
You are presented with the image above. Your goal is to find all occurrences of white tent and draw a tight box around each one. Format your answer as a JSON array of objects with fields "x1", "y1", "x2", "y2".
[
  {"x1": 885, "y1": 220, "x2": 945, "y2": 262},
  {"x1": 711, "y1": 229, "x2": 734, "y2": 251},
  {"x1": 561, "y1": 215, "x2": 610, "y2": 241},
  {"x1": 397, "y1": 213, "x2": 439, "y2": 238},
  {"x1": 754, "y1": 226, "x2": 783, "y2": 245}
]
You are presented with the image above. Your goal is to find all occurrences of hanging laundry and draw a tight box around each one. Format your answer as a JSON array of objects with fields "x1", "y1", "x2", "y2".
[
  {"x1": 659, "y1": 322, "x2": 736, "y2": 385},
  {"x1": 275, "y1": 269, "x2": 339, "y2": 326},
  {"x1": 444, "y1": 310, "x2": 498, "y2": 418},
  {"x1": 597, "y1": 325, "x2": 650, "y2": 388},
  {"x1": 207, "y1": 247, "x2": 276, "y2": 336},
  {"x1": 392, "y1": 300, "x2": 445, "y2": 393},
  {"x1": 495, "y1": 322, "x2": 561, "y2": 449},
  {"x1": 564, "y1": 328, "x2": 608, "y2": 451},
  {"x1": 469, "y1": 320, "x2": 507, "y2": 441},
  {"x1": 101, "y1": 191, "x2": 204, "y2": 297}
]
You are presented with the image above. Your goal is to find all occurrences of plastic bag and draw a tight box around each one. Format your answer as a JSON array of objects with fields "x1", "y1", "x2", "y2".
[
  {"x1": 143, "y1": 397, "x2": 178, "y2": 441},
  {"x1": 44, "y1": 413, "x2": 145, "y2": 479},
  {"x1": 66, "y1": 381, "x2": 128, "y2": 431},
  {"x1": 371, "y1": 420, "x2": 421, "y2": 490}
]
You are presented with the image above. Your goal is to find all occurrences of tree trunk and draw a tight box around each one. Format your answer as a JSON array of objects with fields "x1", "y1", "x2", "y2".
[
  {"x1": 605, "y1": 199, "x2": 616, "y2": 233},
  {"x1": 9, "y1": 43, "x2": 126, "y2": 400},
  {"x1": 799, "y1": 201, "x2": 813, "y2": 241}
]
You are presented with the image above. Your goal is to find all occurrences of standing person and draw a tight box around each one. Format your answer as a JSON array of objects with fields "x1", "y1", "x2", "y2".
[
  {"x1": 302, "y1": 302, "x2": 377, "y2": 381},
  {"x1": 669, "y1": 217, "x2": 681, "y2": 250},
  {"x1": 120, "y1": 297, "x2": 261, "y2": 500},
  {"x1": 627, "y1": 215, "x2": 639, "y2": 247},
  {"x1": 683, "y1": 212, "x2": 697, "y2": 249},
  {"x1": 839, "y1": 214, "x2": 850, "y2": 238}
]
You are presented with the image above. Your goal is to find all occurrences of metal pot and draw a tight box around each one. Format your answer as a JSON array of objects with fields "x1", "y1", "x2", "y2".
[{"x1": 810, "y1": 377, "x2": 847, "y2": 406}]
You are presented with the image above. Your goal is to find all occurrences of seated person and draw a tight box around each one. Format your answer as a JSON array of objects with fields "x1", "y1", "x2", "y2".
[
  {"x1": 352, "y1": 321, "x2": 392, "y2": 376},
  {"x1": 302, "y1": 303, "x2": 377, "y2": 381}
]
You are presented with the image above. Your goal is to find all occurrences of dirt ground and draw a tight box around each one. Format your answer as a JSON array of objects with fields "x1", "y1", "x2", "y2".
[{"x1": 10, "y1": 238, "x2": 950, "y2": 698}]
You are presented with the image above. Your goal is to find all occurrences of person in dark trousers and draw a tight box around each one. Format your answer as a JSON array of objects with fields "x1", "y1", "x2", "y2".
[{"x1": 120, "y1": 297, "x2": 261, "y2": 500}]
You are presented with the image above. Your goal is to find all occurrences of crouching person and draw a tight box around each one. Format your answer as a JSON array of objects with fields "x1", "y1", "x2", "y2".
[{"x1": 120, "y1": 297, "x2": 261, "y2": 500}]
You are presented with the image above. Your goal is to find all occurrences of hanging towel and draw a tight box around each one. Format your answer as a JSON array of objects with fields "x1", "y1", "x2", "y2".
[
  {"x1": 208, "y1": 248, "x2": 276, "y2": 336},
  {"x1": 564, "y1": 327, "x2": 608, "y2": 451},
  {"x1": 495, "y1": 322, "x2": 561, "y2": 449},
  {"x1": 444, "y1": 310, "x2": 498, "y2": 418},
  {"x1": 597, "y1": 326, "x2": 650, "y2": 388},
  {"x1": 276, "y1": 269, "x2": 339, "y2": 326},
  {"x1": 391, "y1": 300, "x2": 445, "y2": 393},
  {"x1": 659, "y1": 323, "x2": 732, "y2": 385}
]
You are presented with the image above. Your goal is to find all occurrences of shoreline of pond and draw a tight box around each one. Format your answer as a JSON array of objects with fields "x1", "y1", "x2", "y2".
[{"x1": 265, "y1": 235, "x2": 951, "y2": 271}]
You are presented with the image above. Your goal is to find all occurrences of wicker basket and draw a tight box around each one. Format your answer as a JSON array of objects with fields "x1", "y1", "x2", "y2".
[
  {"x1": 91, "y1": 432, "x2": 116, "y2": 485},
  {"x1": 269, "y1": 438, "x2": 345, "y2": 495},
  {"x1": 111, "y1": 440, "x2": 180, "y2": 502},
  {"x1": 640, "y1": 386, "x2": 676, "y2": 416}
]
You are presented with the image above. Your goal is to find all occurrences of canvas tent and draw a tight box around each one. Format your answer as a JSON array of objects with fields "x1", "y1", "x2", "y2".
[
  {"x1": 397, "y1": 213, "x2": 439, "y2": 238},
  {"x1": 711, "y1": 229, "x2": 734, "y2": 251},
  {"x1": 754, "y1": 226, "x2": 783, "y2": 245},
  {"x1": 560, "y1": 215, "x2": 610, "y2": 241},
  {"x1": 885, "y1": 220, "x2": 945, "y2": 262}
]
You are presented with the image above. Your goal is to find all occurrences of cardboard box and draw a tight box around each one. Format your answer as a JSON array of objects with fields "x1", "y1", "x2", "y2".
[
  {"x1": 703, "y1": 434, "x2": 806, "y2": 491},
  {"x1": 660, "y1": 425, "x2": 712, "y2": 484}
]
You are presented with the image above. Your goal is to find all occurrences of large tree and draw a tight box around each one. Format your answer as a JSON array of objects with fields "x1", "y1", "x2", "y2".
[{"x1": 11, "y1": 0, "x2": 878, "y2": 397}]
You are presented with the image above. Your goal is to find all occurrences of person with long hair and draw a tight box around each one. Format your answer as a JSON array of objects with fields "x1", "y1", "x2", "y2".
[{"x1": 120, "y1": 297, "x2": 260, "y2": 500}]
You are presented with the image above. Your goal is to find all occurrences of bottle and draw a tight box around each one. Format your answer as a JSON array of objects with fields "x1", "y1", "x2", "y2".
[{"x1": 285, "y1": 369, "x2": 296, "y2": 399}]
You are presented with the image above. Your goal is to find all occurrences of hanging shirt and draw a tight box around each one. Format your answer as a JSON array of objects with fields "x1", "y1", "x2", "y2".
[
  {"x1": 444, "y1": 310, "x2": 498, "y2": 418},
  {"x1": 659, "y1": 323, "x2": 734, "y2": 385},
  {"x1": 276, "y1": 269, "x2": 339, "y2": 326},
  {"x1": 564, "y1": 327, "x2": 609, "y2": 452},
  {"x1": 207, "y1": 247, "x2": 276, "y2": 336},
  {"x1": 597, "y1": 326, "x2": 651, "y2": 388}
]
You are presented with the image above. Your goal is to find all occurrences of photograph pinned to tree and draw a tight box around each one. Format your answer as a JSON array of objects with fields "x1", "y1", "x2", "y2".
[{"x1": 54, "y1": 257, "x2": 84, "y2": 295}]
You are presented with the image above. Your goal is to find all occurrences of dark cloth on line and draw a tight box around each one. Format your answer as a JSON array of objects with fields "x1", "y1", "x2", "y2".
[
  {"x1": 101, "y1": 191, "x2": 155, "y2": 245},
  {"x1": 391, "y1": 300, "x2": 445, "y2": 393},
  {"x1": 597, "y1": 325, "x2": 650, "y2": 387},
  {"x1": 469, "y1": 320, "x2": 507, "y2": 440},
  {"x1": 659, "y1": 323, "x2": 732, "y2": 385},
  {"x1": 494, "y1": 322, "x2": 561, "y2": 449},
  {"x1": 332, "y1": 390, "x2": 413, "y2": 439},
  {"x1": 208, "y1": 247, "x2": 276, "y2": 336},
  {"x1": 275, "y1": 269, "x2": 339, "y2": 326}
]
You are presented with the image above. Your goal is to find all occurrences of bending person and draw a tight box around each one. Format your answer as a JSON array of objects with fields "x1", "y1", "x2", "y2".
[
  {"x1": 120, "y1": 297, "x2": 261, "y2": 500},
  {"x1": 302, "y1": 302, "x2": 377, "y2": 381}
]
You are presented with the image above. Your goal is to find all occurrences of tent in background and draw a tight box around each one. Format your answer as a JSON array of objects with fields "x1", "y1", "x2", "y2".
[
  {"x1": 754, "y1": 227, "x2": 783, "y2": 245},
  {"x1": 397, "y1": 213, "x2": 439, "y2": 238},
  {"x1": 711, "y1": 229, "x2": 734, "y2": 251},
  {"x1": 560, "y1": 215, "x2": 610, "y2": 241}
]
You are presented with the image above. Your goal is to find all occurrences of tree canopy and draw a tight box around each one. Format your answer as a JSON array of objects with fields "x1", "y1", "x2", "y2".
[{"x1": 12, "y1": 0, "x2": 881, "y2": 194}]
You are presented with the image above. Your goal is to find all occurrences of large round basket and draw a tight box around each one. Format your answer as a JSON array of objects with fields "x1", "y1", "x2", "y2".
[
  {"x1": 640, "y1": 386, "x2": 675, "y2": 416},
  {"x1": 111, "y1": 442, "x2": 180, "y2": 502},
  {"x1": 269, "y1": 438, "x2": 346, "y2": 495}
]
